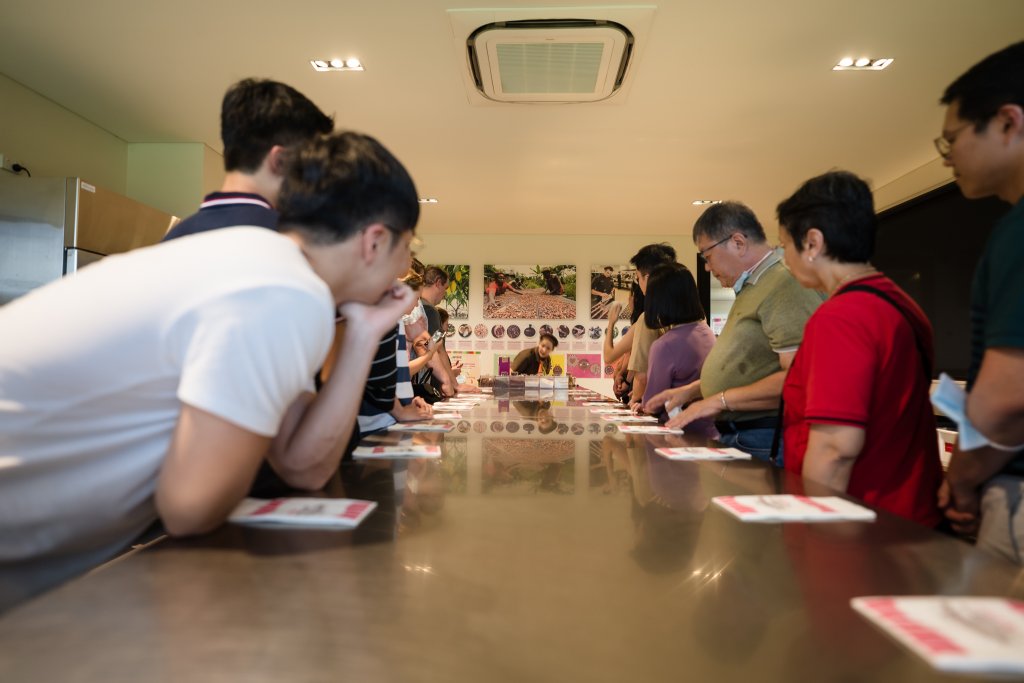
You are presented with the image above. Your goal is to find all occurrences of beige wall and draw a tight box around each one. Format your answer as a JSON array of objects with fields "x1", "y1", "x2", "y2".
[
  {"x1": 0, "y1": 73, "x2": 127, "y2": 192},
  {"x1": 126, "y1": 143, "x2": 223, "y2": 218}
]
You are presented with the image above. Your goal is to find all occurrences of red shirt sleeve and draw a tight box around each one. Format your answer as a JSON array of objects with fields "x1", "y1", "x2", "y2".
[{"x1": 801, "y1": 302, "x2": 877, "y2": 427}]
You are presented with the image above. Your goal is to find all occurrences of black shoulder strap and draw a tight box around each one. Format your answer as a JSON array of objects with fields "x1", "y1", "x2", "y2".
[{"x1": 837, "y1": 284, "x2": 932, "y2": 380}]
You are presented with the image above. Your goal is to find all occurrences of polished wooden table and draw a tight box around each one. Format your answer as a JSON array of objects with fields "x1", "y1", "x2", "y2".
[{"x1": 1, "y1": 387, "x2": 1022, "y2": 682}]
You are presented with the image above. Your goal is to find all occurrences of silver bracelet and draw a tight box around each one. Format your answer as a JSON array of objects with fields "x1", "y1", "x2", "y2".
[{"x1": 719, "y1": 391, "x2": 732, "y2": 411}]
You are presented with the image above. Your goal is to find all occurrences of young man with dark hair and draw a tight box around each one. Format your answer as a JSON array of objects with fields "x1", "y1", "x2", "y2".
[
  {"x1": 626, "y1": 243, "x2": 678, "y2": 407},
  {"x1": 162, "y1": 78, "x2": 333, "y2": 241},
  {"x1": 512, "y1": 333, "x2": 559, "y2": 375},
  {"x1": 650, "y1": 202, "x2": 822, "y2": 463},
  {"x1": 936, "y1": 41, "x2": 1024, "y2": 563},
  {"x1": 0, "y1": 132, "x2": 418, "y2": 590}
]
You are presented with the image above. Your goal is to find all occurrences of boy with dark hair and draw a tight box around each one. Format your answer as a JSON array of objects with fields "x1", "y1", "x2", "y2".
[
  {"x1": 163, "y1": 78, "x2": 333, "y2": 241},
  {"x1": 936, "y1": 42, "x2": 1024, "y2": 563},
  {"x1": 0, "y1": 132, "x2": 418, "y2": 591}
]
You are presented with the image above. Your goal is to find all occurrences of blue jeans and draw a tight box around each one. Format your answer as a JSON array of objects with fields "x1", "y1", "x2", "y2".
[{"x1": 717, "y1": 428, "x2": 783, "y2": 467}]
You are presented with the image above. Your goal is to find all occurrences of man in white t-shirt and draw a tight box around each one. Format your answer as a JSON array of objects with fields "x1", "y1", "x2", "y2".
[{"x1": 0, "y1": 131, "x2": 419, "y2": 594}]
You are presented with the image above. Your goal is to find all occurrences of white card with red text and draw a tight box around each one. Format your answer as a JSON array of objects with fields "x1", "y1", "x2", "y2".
[
  {"x1": 387, "y1": 420, "x2": 455, "y2": 433},
  {"x1": 352, "y1": 444, "x2": 442, "y2": 459},
  {"x1": 600, "y1": 414, "x2": 659, "y2": 423},
  {"x1": 229, "y1": 497, "x2": 377, "y2": 529},
  {"x1": 712, "y1": 495, "x2": 876, "y2": 522},
  {"x1": 851, "y1": 596, "x2": 1024, "y2": 675},
  {"x1": 618, "y1": 425, "x2": 686, "y2": 435},
  {"x1": 656, "y1": 446, "x2": 748, "y2": 460}
]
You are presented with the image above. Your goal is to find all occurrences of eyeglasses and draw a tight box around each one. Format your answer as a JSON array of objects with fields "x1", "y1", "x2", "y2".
[
  {"x1": 933, "y1": 122, "x2": 973, "y2": 159},
  {"x1": 697, "y1": 235, "x2": 733, "y2": 260}
]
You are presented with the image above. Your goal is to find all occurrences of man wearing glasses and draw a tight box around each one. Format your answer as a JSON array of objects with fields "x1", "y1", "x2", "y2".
[
  {"x1": 647, "y1": 202, "x2": 822, "y2": 463},
  {"x1": 936, "y1": 42, "x2": 1024, "y2": 565}
]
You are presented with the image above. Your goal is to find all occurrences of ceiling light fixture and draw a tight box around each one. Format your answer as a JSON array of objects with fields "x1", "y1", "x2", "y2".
[
  {"x1": 418, "y1": 198, "x2": 439, "y2": 204},
  {"x1": 311, "y1": 58, "x2": 366, "y2": 72},
  {"x1": 691, "y1": 200, "x2": 721, "y2": 206},
  {"x1": 833, "y1": 56, "x2": 893, "y2": 71}
]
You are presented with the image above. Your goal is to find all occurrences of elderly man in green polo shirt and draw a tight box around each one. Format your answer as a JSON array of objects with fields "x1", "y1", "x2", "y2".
[{"x1": 647, "y1": 202, "x2": 822, "y2": 464}]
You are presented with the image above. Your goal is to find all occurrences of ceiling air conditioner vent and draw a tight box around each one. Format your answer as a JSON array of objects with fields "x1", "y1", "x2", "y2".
[{"x1": 467, "y1": 19, "x2": 634, "y2": 103}]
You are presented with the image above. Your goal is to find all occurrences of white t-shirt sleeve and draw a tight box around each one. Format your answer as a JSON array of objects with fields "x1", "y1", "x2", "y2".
[{"x1": 174, "y1": 285, "x2": 333, "y2": 436}]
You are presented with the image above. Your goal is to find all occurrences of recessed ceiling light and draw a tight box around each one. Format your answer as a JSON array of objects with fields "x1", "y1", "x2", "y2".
[
  {"x1": 692, "y1": 199, "x2": 720, "y2": 206},
  {"x1": 833, "y1": 56, "x2": 893, "y2": 71},
  {"x1": 310, "y1": 58, "x2": 366, "y2": 72},
  {"x1": 418, "y1": 198, "x2": 439, "y2": 204}
]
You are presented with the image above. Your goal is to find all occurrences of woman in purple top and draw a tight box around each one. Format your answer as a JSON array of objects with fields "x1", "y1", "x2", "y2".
[{"x1": 641, "y1": 264, "x2": 716, "y2": 422}]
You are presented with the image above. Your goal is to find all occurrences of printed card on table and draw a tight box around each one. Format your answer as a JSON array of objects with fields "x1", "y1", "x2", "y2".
[
  {"x1": 229, "y1": 497, "x2": 377, "y2": 529},
  {"x1": 618, "y1": 425, "x2": 686, "y2": 435},
  {"x1": 589, "y1": 407, "x2": 632, "y2": 414},
  {"x1": 582, "y1": 401, "x2": 620, "y2": 406},
  {"x1": 712, "y1": 495, "x2": 877, "y2": 522},
  {"x1": 600, "y1": 414, "x2": 659, "y2": 423},
  {"x1": 387, "y1": 420, "x2": 455, "y2": 433},
  {"x1": 352, "y1": 444, "x2": 442, "y2": 459},
  {"x1": 430, "y1": 411, "x2": 463, "y2": 419},
  {"x1": 851, "y1": 596, "x2": 1024, "y2": 675},
  {"x1": 655, "y1": 446, "x2": 749, "y2": 460}
]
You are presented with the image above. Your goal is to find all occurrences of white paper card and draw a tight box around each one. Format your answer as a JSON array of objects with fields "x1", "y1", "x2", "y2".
[
  {"x1": 655, "y1": 446, "x2": 749, "y2": 460},
  {"x1": 712, "y1": 495, "x2": 877, "y2": 522},
  {"x1": 352, "y1": 445, "x2": 442, "y2": 459},
  {"x1": 618, "y1": 425, "x2": 686, "y2": 435},
  {"x1": 229, "y1": 497, "x2": 377, "y2": 529},
  {"x1": 600, "y1": 414, "x2": 659, "y2": 423},
  {"x1": 851, "y1": 596, "x2": 1024, "y2": 675},
  {"x1": 387, "y1": 421, "x2": 455, "y2": 433}
]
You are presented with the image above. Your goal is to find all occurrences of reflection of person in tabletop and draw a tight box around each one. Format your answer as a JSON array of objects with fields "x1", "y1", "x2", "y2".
[
  {"x1": 511, "y1": 400, "x2": 558, "y2": 434},
  {"x1": 399, "y1": 459, "x2": 445, "y2": 535},
  {"x1": 511, "y1": 333, "x2": 558, "y2": 375},
  {"x1": 542, "y1": 269, "x2": 564, "y2": 296}
]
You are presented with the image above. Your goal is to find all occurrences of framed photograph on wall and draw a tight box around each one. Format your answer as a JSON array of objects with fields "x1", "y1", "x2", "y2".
[
  {"x1": 590, "y1": 264, "x2": 634, "y2": 320},
  {"x1": 483, "y1": 264, "x2": 577, "y2": 319}
]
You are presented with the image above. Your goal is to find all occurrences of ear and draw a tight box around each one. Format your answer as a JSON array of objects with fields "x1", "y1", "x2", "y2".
[
  {"x1": 360, "y1": 223, "x2": 390, "y2": 264},
  {"x1": 995, "y1": 103, "x2": 1024, "y2": 140},
  {"x1": 804, "y1": 228, "x2": 826, "y2": 259},
  {"x1": 266, "y1": 145, "x2": 288, "y2": 175},
  {"x1": 731, "y1": 231, "x2": 748, "y2": 254}
]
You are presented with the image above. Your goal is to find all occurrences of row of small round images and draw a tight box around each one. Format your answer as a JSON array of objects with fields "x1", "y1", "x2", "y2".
[
  {"x1": 456, "y1": 323, "x2": 630, "y2": 340},
  {"x1": 456, "y1": 421, "x2": 620, "y2": 435}
]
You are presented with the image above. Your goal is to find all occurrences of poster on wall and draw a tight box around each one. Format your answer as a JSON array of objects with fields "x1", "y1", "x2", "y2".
[
  {"x1": 484, "y1": 264, "x2": 577, "y2": 319},
  {"x1": 449, "y1": 350, "x2": 482, "y2": 381},
  {"x1": 566, "y1": 353, "x2": 602, "y2": 379},
  {"x1": 436, "y1": 264, "x2": 470, "y2": 320},
  {"x1": 590, "y1": 264, "x2": 635, "y2": 320}
]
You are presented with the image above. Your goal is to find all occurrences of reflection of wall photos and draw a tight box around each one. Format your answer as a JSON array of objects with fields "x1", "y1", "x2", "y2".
[
  {"x1": 438, "y1": 264, "x2": 470, "y2": 320},
  {"x1": 590, "y1": 264, "x2": 634, "y2": 320},
  {"x1": 484, "y1": 264, "x2": 577, "y2": 319}
]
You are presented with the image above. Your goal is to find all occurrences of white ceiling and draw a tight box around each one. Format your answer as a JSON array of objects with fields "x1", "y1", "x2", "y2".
[{"x1": 0, "y1": 0, "x2": 1021, "y2": 236}]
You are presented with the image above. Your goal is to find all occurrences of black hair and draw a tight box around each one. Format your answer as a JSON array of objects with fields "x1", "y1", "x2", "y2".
[
  {"x1": 776, "y1": 170, "x2": 876, "y2": 263},
  {"x1": 221, "y1": 79, "x2": 333, "y2": 172},
  {"x1": 629, "y1": 281, "x2": 644, "y2": 325},
  {"x1": 423, "y1": 266, "x2": 449, "y2": 287},
  {"x1": 539, "y1": 332, "x2": 558, "y2": 348},
  {"x1": 692, "y1": 201, "x2": 766, "y2": 244},
  {"x1": 277, "y1": 131, "x2": 419, "y2": 245},
  {"x1": 437, "y1": 308, "x2": 449, "y2": 326},
  {"x1": 643, "y1": 263, "x2": 705, "y2": 328},
  {"x1": 941, "y1": 41, "x2": 1024, "y2": 130},
  {"x1": 629, "y1": 243, "x2": 677, "y2": 275}
]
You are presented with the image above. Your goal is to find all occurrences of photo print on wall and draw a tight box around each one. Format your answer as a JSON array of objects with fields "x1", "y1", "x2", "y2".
[
  {"x1": 590, "y1": 264, "x2": 635, "y2": 320},
  {"x1": 438, "y1": 264, "x2": 470, "y2": 320},
  {"x1": 484, "y1": 264, "x2": 577, "y2": 319}
]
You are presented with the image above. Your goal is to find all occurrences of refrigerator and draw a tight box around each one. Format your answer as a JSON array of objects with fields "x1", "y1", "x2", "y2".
[{"x1": 0, "y1": 174, "x2": 178, "y2": 305}]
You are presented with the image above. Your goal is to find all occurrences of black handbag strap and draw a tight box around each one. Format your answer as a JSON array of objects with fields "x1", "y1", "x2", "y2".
[
  {"x1": 838, "y1": 284, "x2": 932, "y2": 380},
  {"x1": 767, "y1": 282, "x2": 931, "y2": 466}
]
